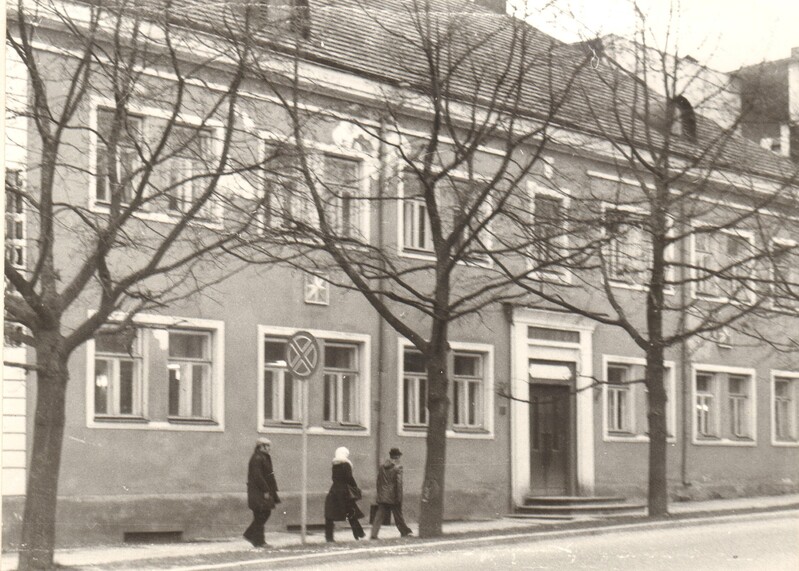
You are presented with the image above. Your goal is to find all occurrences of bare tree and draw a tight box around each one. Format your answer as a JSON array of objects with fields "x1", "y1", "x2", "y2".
[
  {"x1": 495, "y1": 3, "x2": 799, "y2": 517},
  {"x1": 229, "y1": 0, "x2": 593, "y2": 537},
  {"x1": 4, "y1": 1, "x2": 270, "y2": 567}
]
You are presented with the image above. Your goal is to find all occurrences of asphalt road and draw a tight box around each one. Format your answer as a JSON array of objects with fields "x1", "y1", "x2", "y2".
[{"x1": 253, "y1": 512, "x2": 799, "y2": 571}]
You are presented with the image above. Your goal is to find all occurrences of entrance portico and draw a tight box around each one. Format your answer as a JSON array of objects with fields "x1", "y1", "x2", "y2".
[{"x1": 510, "y1": 308, "x2": 596, "y2": 505}]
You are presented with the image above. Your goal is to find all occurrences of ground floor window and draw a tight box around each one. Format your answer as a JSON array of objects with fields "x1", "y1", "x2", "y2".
[
  {"x1": 87, "y1": 315, "x2": 224, "y2": 429},
  {"x1": 602, "y1": 357, "x2": 675, "y2": 441},
  {"x1": 399, "y1": 341, "x2": 494, "y2": 436},
  {"x1": 257, "y1": 326, "x2": 370, "y2": 432},
  {"x1": 773, "y1": 373, "x2": 799, "y2": 444},
  {"x1": 693, "y1": 366, "x2": 756, "y2": 444}
]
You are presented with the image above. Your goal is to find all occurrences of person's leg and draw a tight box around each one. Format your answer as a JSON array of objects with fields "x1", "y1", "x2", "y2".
[
  {"x1": 325, "y1": 518, "x2": 335, "y2": 542},
  {"x1": 349, "y1": 516, "x2": 365, "y2": 539},
  {"x1": 370, "y1": 504, "x2": 387, "y2": 539},
  {"x1": 392, "y1": 504, "x2": 413, "y2": 536},
  {"x1": 252, "y1": 509, "x2": 270, "y2": 546}
]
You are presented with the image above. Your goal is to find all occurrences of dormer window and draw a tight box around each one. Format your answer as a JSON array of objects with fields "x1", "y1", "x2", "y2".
[
  {"x1": 670, "y1": 96, "x2": 696, "y2": 141},
  {"x1": 253, "y1": 0, "x2": 310, "y2": 39}
]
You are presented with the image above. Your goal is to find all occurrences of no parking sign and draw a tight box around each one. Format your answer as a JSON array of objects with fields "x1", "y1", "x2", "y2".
[{"x1": 285, "y1": 331, "x2": 320, "y2": 378}]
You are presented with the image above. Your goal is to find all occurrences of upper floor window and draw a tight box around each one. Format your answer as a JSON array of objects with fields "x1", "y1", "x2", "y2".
[
  {"x1": 528, "y1": 184, "x2": 570, "y2": 279},
  {"x1": 261, "y1": 145, "x2": 367, "y2": 239},
  {"x1": 5, "y1": 169, "x2": 25, "y2": 270},
  {"x1": 401, "y1": 173, "x2": 491, "y2": 262},
  {"x1": 770, "y1": 240, "x2": 797, "y2": 310},
  {"x1": 164, "y1": 125, "x2": 214, "y2": 218},
  {"x1": 96, "y1": 109, "x2": 142, "y2": 205},
  {"x1": 604, "y1": 207, "x2": 650, "y2": 284},
  {"x1": 693, "y1": 366, "x2": 755, "y2": 444},
  {"x1": 694, "y1": 229, "x2": 755, "y2": 302}
]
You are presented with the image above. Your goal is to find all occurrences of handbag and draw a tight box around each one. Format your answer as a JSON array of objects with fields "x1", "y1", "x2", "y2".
[
  {"x1": 346, "y1": 484, "x2": 362, "y2": 501},
  {"x1": 263, "y1": 491, "x2": 276, "y2": 510}
]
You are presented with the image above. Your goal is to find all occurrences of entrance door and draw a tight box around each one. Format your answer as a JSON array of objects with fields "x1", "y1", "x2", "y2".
[{"x1": 529, "y1": 382, "x2": 572, "y2": 496}]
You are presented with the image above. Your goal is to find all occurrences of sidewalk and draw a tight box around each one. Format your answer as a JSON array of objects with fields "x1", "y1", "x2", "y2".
[{"x1": 3, "y1": 493, "x2": 798, "y2": 570}]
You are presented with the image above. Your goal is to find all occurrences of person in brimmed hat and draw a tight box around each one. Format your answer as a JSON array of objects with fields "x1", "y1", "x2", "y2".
[
  {"x1": 243, "y1": 437, "x2": 281, "y2": 548},
  {"x1": 370, "y1": 447, "x2": 413, "y2": 539}
]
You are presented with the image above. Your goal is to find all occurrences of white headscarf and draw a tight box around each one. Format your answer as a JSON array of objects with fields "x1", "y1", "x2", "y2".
[{"x1": 333, "y1": 446, "x2": 351, "y2": 465}]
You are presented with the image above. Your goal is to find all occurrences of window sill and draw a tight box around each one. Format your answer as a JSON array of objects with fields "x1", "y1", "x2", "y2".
[
  {"x1": 452, "y1": 426, "x2": 488, "y2": 434},
  {"x1": 321, "y1": 422, "x2": 367, "y2": 431},
  {"x1": 93, "y1": 415, "x2": 149, "y2": 424},
  {"x1": 401, "y1": 424, "x2": 428, "y2": 432},
  {"x1": 693, "y1": 435, "x2": 757, "y2": 447},
  {"x1": 167, "y1": 417, "x2": 219, "y2": 426},
  {"x1": 263, "y1": 420, "x2": 303, "y2": 428},
  {"x1": 90, "y1": 201, "x2": 223, "y2": 230}
]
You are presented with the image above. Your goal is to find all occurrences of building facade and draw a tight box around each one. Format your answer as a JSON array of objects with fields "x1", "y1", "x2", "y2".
[{"x1": 3, "y1": 0, "x2": 799, "y2": 548}]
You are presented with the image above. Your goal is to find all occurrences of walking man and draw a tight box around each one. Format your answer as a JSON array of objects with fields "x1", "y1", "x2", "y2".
[
  {"x1": 370, "y1": 447, "x2": 413, "y2": 539},
  {"x1": 244, "y1": 437, "x2": 281, "y2": 547}
]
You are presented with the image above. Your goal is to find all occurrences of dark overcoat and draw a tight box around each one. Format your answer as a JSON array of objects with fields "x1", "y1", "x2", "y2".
[
  {"x1": 324, "y1": 461, "x2": 365, "y2": 521},
  {"x1": 376, "y1": 459, "x2": 403, "y2": 505},
  {"x1": 247, "y1": 448, "x2": 280, "y2": 512}
]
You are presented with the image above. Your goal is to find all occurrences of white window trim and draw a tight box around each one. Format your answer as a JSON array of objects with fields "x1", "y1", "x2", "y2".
[
  {"x1": 770, "y1": 238, "x2": 798, "y2": 312},
  {"x1": 599, "y1": 202, "x2": 676, "y2": 295},
  {"x1": 396, "y1": 166, "x2": 493, "y2": 268},
  {"x1": 771, "y1": 370, "x2": 799, "y2": 447},
  {"x1": 526, "y1": 181, "x2": 572, "y2": 284},
  {"x1": 690, "y1": 224, "x2": 757, "y2": 305},
  {"x1": 396, "y1": 338, "x2": 495, "y2": 440},
  {"x1": 89, "y1": 97, "x2": 225, "y2": 228},
  {"x1": 601, "y1": 355, "x2": 677, "y2": 443},
  {"x1": 256, "y1": 325, "x2": 371, "y2": 436},
  {"x1": 258, "y1": 132, "x2": 374, "y2": 241},
  {"x1": 85, "y1": 313, "x2": 225, "y2": 431},
  {"x1": 691, "y1": 364, "x2": 757, "y2": 446}
]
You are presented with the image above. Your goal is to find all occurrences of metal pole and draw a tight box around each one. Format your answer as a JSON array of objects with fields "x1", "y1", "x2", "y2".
[{"x1": 301, "y1": 378, "x2": 309, "y2": 544}]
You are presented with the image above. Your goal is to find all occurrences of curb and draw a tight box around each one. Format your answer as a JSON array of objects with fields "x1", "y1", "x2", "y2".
[{"x1": 81, "y1": 503, "x2": 799, "y2": 570}]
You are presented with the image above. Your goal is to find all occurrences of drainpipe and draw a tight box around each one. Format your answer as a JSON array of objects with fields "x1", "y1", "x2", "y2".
[
  {"x1": 375, "y1": 114, "x2": 388, "y2": 476},
  {"x1": 678, "y1": 198, "x2": 691, "y2": 488}
]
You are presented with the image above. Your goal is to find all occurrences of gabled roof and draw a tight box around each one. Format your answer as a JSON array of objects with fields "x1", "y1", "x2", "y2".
[{"x1": 76, "y1": 0, "x2": 799, "y2": 183}]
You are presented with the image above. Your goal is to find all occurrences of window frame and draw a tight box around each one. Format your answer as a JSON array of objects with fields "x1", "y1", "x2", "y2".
[
  {"x1": 601, "y1": 203, "x2": 652, "y2": 288},
  {"x1": 85, "y1": 314, "x2": 224, "y2": 431},
  {"x1": 527, "y1": 181, "x2": 572, "y2": 283},
  {"x1": 256, "y1": 325, "x2": 371, "y2": 436},
  {"x1": 691, "y1": 225, "x2": 757, "y2": 304},
  {"x1": 5, "y1": 168, "x2": 26, "y2": 271},
  {"x1": 769, "y1": 238, "x2": 798, "y2": 311},
  {"x1": 261, "y1": 336, "x2": 303, "y2": 425},
  {"x1": 93, "y1": 328, "x2": 145, "y2": 419},
  {"x1": 691, "y1": 364, "x2": 757, "y2": 446},
  {"x1": 398, "y1": 168, "x2": 493, "y2": 267},
  {"x1": 397, "y1": 338, "x2": 495, "y2": 439},
  {"x1": 601, "y1": 355, "x2": 677, "y2": 443},
  {"x1": 89, "y1": 99, "x2": 225, "y2": 228},
  {"x1": 771, "y1": 371, "x2": 799, "y2": 447},
  {"x1": 167, "y1": 329, "x2": 215, "y2": 421},
  {"x1": 258, "y1": 134, "x2": 372, "y2": 240}
]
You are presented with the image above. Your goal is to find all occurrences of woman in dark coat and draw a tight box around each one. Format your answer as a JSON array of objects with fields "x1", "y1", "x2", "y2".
[{"x1": 324, "y1": 446, "x2": 365, "y2": 542}]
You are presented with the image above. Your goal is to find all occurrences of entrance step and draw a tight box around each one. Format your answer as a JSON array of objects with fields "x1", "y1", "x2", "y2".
[{"x1": 515, "y1": 495, "x2": 646, "y2": 517}]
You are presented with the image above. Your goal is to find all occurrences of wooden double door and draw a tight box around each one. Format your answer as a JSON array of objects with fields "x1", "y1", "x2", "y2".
[{"x1": 528, "y1": 360, "x2": 576, "y2": 496}]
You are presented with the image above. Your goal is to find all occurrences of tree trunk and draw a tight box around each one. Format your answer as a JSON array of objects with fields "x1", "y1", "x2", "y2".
[
  {"x1": 645, "y1": 350, "x2": 669, "y2": 518},
  {"x1": 19, "y1": 332, "x2": 69, "y2": 571},
  {"x1": 418, "y1": 341, "x2": 449, "y2": 537}
]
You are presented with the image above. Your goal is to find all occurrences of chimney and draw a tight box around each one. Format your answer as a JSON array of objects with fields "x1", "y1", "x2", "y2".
[{"x1": 473, "y1": 0, "x2": 507, "y2": 14}]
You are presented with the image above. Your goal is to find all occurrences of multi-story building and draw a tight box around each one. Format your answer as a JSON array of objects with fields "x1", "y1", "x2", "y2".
[
  {"x1": 3, "y1": 0, "x2": 798, "y2": 548},
  {"x1": 737, "y1": 46, "x2": 799, "y2": 160}
]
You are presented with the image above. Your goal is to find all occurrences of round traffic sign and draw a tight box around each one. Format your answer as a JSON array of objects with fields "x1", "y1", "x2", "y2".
[{"x1": 286, "y1": 331, "x2": 320, "y2": 378}]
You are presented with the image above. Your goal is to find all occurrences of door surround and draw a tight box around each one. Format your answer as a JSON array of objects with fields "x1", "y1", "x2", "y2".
[{"x1": 510, "y1": 308, "x2": 596, "y2": 504}]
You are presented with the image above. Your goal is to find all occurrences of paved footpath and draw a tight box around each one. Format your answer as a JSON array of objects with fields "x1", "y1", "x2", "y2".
[{"x1": 3, "y1": 494, "x2": 799, "y2": 570}]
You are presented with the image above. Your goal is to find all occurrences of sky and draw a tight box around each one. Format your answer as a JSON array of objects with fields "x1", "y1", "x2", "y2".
[{"x1": 515, "y1": 0, "x2": 799, "y2": 71}]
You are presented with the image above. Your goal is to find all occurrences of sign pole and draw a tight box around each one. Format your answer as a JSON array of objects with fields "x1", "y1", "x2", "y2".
[
  {"x1": 301, "y1": 377, "x2": 309, "y2": 545},
  {"x1": 285, "y1": 331, "x2": 319, "y2": 548}
]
